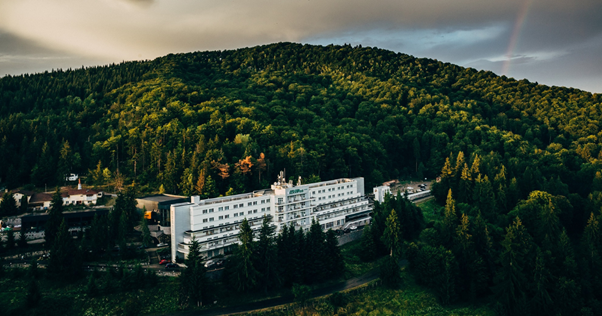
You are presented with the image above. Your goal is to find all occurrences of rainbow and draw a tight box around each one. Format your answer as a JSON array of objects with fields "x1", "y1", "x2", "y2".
[{"x1": 502, "y1": 0, "x2": 533, "y2": 75}]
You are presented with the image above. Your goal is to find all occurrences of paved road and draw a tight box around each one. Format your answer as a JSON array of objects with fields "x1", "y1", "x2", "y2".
[{"x1": 157, "y1": 269, "x2": 380, "y2": 316}]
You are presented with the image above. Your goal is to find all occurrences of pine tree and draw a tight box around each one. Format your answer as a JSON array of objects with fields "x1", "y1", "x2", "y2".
[
  {"x1": 141, "y1": 216, "x2": 152, "y2": 248},
  {"x1": 47, "y1": 219, "x2": 83, "y2": 280},
  {"x1": 507, "y1": 177, "x2": 520, "y2": 210},
  {"x1": 0, "y1": 192, "x2": 18, "y2": 216},
  {"x1": 255, "y1": 215, "x2": 278, "y2": 292},
  {"x1": 305, "y1": 219, "x2": 326, "y2": 283},
  {"x1": 230, "y1": 218, "x2": 259, "y2": 292},
  {"x1": 180, "y1": 236, "x2": 207, "y2": 307},
  {"x1": 19, "y1": 195, "x2": 28, "y2": 214},
  {"x1": 441, "y1": 190, "x2": 458, "y2": 248},
  {"x1": 359, "y1": 225, "x2": 377, "y2": 262},
  {"x1": 458, "y1": 163, "x2": 472, "y2": 203},
  {"x1": 493, "y1": 217, "x2": 532, "y2": 316},
  {"x1": 530, "y1": 248, "x2": 553, "y2": 315},
  {"x1": 45, "y1": 188, "x2": 64, "y2": 249},
  {"x1": 382, "y1": 209, "x2": 402, "y2": 259},
  {"x1": 325, "y1": 229, "x2": 344, "y2": 279},
  {"x1": 204, "y1": 175, "x2": 219, "y2": 198}
]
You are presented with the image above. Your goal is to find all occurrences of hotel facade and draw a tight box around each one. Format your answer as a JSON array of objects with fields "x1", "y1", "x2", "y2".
[{"x1": 170, "y1": 172, "x2": 372, "y2": 260}]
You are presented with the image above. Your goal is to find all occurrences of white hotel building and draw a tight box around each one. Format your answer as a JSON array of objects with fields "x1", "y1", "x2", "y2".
[{"x1": 170, "y1": 172, "x2": 372, "y2": 260}]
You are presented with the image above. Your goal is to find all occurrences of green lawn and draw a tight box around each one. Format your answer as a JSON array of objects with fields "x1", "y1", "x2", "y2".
[{"x1": 416, "y1": 198, "x2": 442, "y2": 223}]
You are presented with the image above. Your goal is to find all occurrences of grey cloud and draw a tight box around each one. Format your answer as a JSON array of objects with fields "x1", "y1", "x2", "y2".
[{"x1": 0, "y1": 0, "x2": 600, "y2": 92}]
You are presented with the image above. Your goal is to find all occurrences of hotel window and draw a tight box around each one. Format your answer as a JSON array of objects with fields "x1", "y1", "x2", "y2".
[
  {"x1": 239, "y1": 204, "x2": 244, "y2": 208},
  {"x1": 202, "y1": 209, "x2": 208, "y2": 214},
  {"x1": 248, "y1": 211, "x2": 252, "y2": 215},
  {"x1": 266, "y1": 199, "x2": 270, "y2": 203},
  {"x1": 225, "y1": 214, "x2": 229, "y2": 219},
  {"x1": 234, "y1": 204, "x2": 238, "y2": 209},
  {"x1": 219, "y1": 216, "x2": 223, "y2": 220},
  {"x1": 248, "y1": 202, "x2": 252, "y2": 206},
  {"x1": 253, "y1": 201, "x2": 257, "y2": 205},
  {"x1": 209, "y1": 217, "x2": 214, "y2": 222},
  {"x1": 267, "y1": 207, "x2": 270, "y2": 211},
  {"x1": 225, "y1": 206, "x2": 229, "y2": 210},
  {"x1": 203, "y1": 219, "x2": 208, "y2": 223},
  {"x1": 278, "y1": 198, "x2": 283, "y2": 204},
  {"x1": 261, "y1": 208, "x2": 265, "y2": 212},
  {"x1": 234, "y1": 213, "x2": 238, "y2": 217},
  {"x1": 253, "y1": 209, "x2": 258, "y2": 213},
  {"x1": 261, "y1": 199, "x2": 265, "y2": 204},
  {"x1": 218, "y1": 207, "x2": 223, "y2": 211}
]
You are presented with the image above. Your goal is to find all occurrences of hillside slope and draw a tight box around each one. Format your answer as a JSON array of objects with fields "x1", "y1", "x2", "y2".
[{"x1": 0, "y1": 42, "x2": 600, "y2": 195}]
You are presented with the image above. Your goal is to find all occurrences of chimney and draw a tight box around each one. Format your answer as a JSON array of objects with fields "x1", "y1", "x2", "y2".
[{"x1": 78, "y1": 178, "x2": 82, "y2": 190}]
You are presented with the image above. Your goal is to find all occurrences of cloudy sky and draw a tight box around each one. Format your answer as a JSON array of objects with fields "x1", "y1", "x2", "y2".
[{"x1": 0, "y1": 0, "x2": 600, "y2": 93}]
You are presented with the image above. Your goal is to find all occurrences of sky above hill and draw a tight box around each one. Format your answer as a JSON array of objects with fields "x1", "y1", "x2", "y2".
[{"x1": 0, "y1": 0, "x2": 600, "y2": 93}]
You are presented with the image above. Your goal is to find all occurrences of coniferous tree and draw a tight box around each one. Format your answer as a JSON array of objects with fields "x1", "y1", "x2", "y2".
[
  {"x1": 458, "y1": 163, "x2": 472, "y2": 203},
  {"x1": 229, "y1": 218, "x2": 259, "y2": 292},
  {"x1": 0, "y1": 192, "x2": 17, "y2": 216},
  {"x1": 441, "y1": 190, "x2": 458, "y2": 248},
  {"x1": 45, "y1": 188, "x2": 64, "y2": 249},
  {"x1": 493, "y1": 217, "x2": 532, "y2": 316},
  {"x1": 359, "y1": 224, "x2": 377, "y2": 262},
  {"x1": 324, "y1": 229, "x2": 344, "y2": 278},
  {"x1": 47, "y1": 219, "x2": 82, "y2": 281},
  {"x1": 180, "y1": 236, "x2": 207, "y2": 307},
  {"x1": 141, "y1": 215, "x2": 152, "y2": 248},
  {"x1": 254, "y1": 215, "x2": 278, "y2": 292},
  {"x1": 305, "y1": 219, "x2": 326, "y2": 283},
  {"x1": 382, "y1": 209, "x2": 402, "y2": 259}
]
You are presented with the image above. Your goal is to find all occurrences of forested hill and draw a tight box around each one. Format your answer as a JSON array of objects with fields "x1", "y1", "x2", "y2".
[{"x1": 0, "y1": 42, "x2": 600, "y2": 197}]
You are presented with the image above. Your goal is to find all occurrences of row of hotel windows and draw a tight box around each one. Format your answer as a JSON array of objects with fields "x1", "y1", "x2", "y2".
[
  {"x1": 313, "y1": 184, "x2": 354, "y2": 194},
  {"x1": 201, "y1": 208, "x2": 270, "y2": 222},
  {"x1": 201, "y1": 200, "x2": 271, "y2": 214},
  {"x1": 317, "y1": 191, "x2": 355, "y2": 200}
]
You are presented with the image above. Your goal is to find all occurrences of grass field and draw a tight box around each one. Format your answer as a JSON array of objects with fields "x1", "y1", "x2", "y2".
[{"x1": 248, "y1": 269, "x2": 495, "y2": 316}]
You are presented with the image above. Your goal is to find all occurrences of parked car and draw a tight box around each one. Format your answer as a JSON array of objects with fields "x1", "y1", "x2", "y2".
[
  {"x1": 159, "y1": 259, "x2": 171, "y2": 265},
  {"x1": 204, "y1": 259, "x2": 216, "y2": 269},
  {"x1": 349, "y1": 225, "x2": 358, "y2": 230},
  {"x1": 156, "y1": 243, "x2": 168, "y2": 247},
  {"x1": 165, "y1": 263, "x2": 179, "y2": 269}
]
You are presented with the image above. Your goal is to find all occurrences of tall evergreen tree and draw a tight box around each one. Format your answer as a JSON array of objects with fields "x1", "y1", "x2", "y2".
[
  {"x1": 382, "y1": 209, "x2": 402, "y2": 259},
  {"x1": 45, "y1": 188, "x2": 64, "y2": 249},
  {"x1": 255, "y1": 215, "x2": 278, "y2": 292},
  {"x1": 229, "y1": 218, "x2": 259, "y2": 292},
  {"x1": 0, "y1": 192, "x2": 18, "y2": 217},
  {"x1": 180, "y1": 237, "x2": 207, "y2": 307},
  {"x1": 141, "y1": 215, "x2": 152, "y2": 248},
  {"x1": 493, "y1": 217, "x2": 532, "y2": 316},
  {"x1": 47, "y1": 219, "x2": 82, "y2": 280}
]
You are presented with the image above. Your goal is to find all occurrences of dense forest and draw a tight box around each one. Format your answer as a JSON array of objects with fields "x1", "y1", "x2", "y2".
[
  {"x1": 2, "y1": 42, "x2": 602, "y2": 314},
  {"x1": 1, "y1": 42, "x2": 600, "y2": 196}
]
